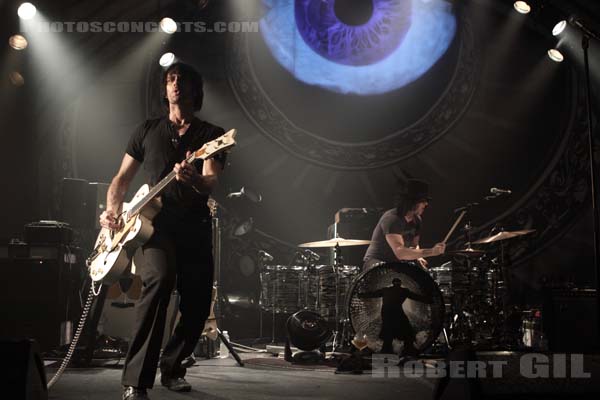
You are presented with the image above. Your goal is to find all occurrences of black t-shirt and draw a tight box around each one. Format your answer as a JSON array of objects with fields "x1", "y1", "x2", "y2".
[
  {"x1": 363, "y1": 208, "x2": 421, "y2": 263},
  {"x1": 126, "y1": 116, "x2": 226, "y2": 228}
]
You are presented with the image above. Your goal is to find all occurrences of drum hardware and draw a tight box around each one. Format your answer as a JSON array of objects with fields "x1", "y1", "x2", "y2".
[
  {"x1": 430, "y1": 215, "x2": 537, "y2": 349},
  {"x1": 297, "y1": 237, "x2": 371, "y2": 351}
]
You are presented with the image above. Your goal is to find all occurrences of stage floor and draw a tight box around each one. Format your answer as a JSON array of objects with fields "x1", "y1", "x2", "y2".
[
  {"x1": 46, "y1": 353, "x2": 436, "y2": 400},
  {"x1": 46, "y1": 351, "x2": 600, "y2": 400}
]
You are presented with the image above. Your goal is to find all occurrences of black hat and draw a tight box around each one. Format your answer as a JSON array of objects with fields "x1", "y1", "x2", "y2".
[{"x1": 398, "y1": 179, "x2": 431, "y2": 201}]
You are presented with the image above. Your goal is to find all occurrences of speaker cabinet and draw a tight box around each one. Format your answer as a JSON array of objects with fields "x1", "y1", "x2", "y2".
[
  {"x1": 543, "y1": 289, "x2": 599, "y2": 353},
  {"x1": 0, "y1": 256, "x2": 84, "y2": 352},
  {"x1": 0, "y1": 339, "x2": 48, "y2": 400}
]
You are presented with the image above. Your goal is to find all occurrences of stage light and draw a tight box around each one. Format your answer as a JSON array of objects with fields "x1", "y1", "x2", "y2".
[
  {"x1": 552, "y1": 20, "x2": 567, "y2": 36},
  {"x1": 8, "y1": 34, "x2": 28, "y2": 50},
  {"x1": 9, "y1": 71, "x2": 25, "y2": 86},
  {"x1": 159, "y1": 52, "x2": 175, "y2": 67},
  {"x1": 513, "y1": 1, "x2": 531, "y2": 14},
  {"x1": 160, "y1": 17, "x2": 177, "y2": 34},
  {"x1": 547, "y1": 48, "x2": 564, "y2": 62},
  {"x1": 17, "y1": 3, "x2": 37, "y2": 20}
]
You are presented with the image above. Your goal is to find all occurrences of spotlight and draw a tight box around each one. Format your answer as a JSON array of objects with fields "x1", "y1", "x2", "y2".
[
  {"x1": 159, "y1": 52, "x2": 176, "y2": 67},
  {"x1": 160, "y1": 17, "x2": 177, "y2": 34},
  {"x1": 513, "y1": 1, "x2": 531, "y2": 14},
  {"x1": 552, "y1": 20, "x2": 567, "y2": 36},
  {"x1": 8, "y1": 34, "x2": 28, "y2": 50},
  {"x1": 547, "y1": 48, "x2": 564, "y2": 63},
  {"x1": 17, "y1": 3, "x2": 37, "y2": 20},
  {"x1": 9, "y1": 71, "x2": 25, "y2": 86}
]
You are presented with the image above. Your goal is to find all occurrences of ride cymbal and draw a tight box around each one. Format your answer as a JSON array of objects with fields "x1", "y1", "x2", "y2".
[{"x1": 472, "y1": 229, "x2": 536, "y2": 245}]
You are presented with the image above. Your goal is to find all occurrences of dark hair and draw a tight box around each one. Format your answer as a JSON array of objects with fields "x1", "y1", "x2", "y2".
[
  {"x1": 395, "y1": 196, "x2": 420, "y2": 218},
  {"x1": 161, "y1": 62, "x2": 204, "y2": 111}
]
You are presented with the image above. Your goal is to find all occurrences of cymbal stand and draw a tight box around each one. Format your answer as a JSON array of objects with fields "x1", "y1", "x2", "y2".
[
  {"x1": 331, "y1": 243, "x2": 344, "y2": 351},
  {"x1": 448, "y1": 203, "x2": 478, "y2": 346}
]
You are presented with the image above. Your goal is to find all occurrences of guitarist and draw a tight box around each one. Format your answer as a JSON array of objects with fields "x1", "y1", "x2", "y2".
[{"x1": 99, "y1": 62, "x2": 226, "y2": 400}]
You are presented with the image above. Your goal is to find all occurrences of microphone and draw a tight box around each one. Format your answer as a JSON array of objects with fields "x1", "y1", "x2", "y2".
[
  {"x1": 226, "y1": 190, "x2": 243, "y2": 199},
  {"x1": 258, "y1": 250, "x2": 274, "y2": 262},
  {"x1": 490, "y1": 187, "x2": 512, "y2": 196},
  {"x1": 303, "y1": 249, "x2": 320, "y2": 262}
]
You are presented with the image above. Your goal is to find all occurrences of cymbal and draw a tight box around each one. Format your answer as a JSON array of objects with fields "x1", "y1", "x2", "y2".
[
  {"x1": 472, "y1": 229, "x2": 536, "y2": 245},
  {"x1": 447, "y1": 248, "x2": 486, "y2": 257},
  {"x1": 298, "y1": 237, "x2": 372, "y2": 248}
]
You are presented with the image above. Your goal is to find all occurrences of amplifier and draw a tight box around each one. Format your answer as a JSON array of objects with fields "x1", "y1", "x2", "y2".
[
  {"x1": 543, "y1": 288, "x2": 599, "y2": 352},
  {"x1": 24, "y1": 221, "x2": 73, "y2": 245},
  {"x1": 0, "y1": 254, "x2": 84, "y2": 352}
]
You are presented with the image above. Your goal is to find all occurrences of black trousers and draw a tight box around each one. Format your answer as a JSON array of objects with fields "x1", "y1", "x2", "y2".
[{"x1": 121, "y1": 224, "x2": 213, "y2": 389}]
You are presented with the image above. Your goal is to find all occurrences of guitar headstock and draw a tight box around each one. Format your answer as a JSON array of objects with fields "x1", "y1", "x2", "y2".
[{"x1": 192, "y1": 129, "x2": 237, "y2": 162}]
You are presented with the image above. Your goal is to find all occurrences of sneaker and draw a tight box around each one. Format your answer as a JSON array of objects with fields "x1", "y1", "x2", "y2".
[
  {"x1": 122, "y1": 386, "x2": 149, "y2": 400},
  {"x1": 161, "y1": 376, "x2": 192, "y2": 392}
]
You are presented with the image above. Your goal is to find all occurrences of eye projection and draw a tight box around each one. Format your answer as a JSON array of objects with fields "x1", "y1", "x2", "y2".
[{"x1": 260, "y1": 0, "x2": 457, "y2": 95}]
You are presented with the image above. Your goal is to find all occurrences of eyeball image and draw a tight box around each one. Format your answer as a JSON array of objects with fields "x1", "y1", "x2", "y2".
[{"x1": 260, "y1": 0, "x2": 457, "y2": 95}]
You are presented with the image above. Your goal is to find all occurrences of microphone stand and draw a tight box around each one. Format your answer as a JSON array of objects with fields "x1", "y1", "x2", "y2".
[{"x1": 575, "y1": 21, "x2": 600, "y2": 345}]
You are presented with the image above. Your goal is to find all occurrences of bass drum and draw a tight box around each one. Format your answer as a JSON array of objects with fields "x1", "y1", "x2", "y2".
[{"x1": 347, "y1": 262, "x2": 445, "y2": 353}]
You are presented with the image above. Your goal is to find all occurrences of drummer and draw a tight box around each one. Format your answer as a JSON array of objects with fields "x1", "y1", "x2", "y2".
[{"x1": 363, "y1": 179, "x2": 446, "y2": 270}]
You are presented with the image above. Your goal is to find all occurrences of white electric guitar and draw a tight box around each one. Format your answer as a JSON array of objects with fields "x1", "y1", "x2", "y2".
[{"x1": 87, "y1": 129, "x2": 237, "y2": 285}]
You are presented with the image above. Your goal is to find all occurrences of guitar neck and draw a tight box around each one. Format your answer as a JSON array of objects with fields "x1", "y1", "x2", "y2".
[{"x1": 127, "y1": 153, "x2": 196, "y2": 220}]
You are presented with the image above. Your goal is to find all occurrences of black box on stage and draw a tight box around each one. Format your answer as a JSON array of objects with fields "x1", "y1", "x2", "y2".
[
  {"x1": 327, "y1": 208, "x2": 383, "y2": 267},
  {"x1": 0, "y1": 251, "x2": 83, "y2": 352},
  {"x1": 0, "y1": 339, "x2": 48, "y2": 400},
  {"x1": 543, "y1": 288, "x2": 599, "y2": 352},
  {"x1": 24, "y1": 221, "x2": 73, "y2": 245}
]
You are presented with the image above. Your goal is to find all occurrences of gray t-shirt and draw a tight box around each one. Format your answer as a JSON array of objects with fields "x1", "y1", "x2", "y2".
[{"x1": 363, "y1": 208, "x2": 421, "y2": 263}]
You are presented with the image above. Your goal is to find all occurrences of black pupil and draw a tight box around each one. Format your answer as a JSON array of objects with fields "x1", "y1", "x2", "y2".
[{"x1": 334, "y1": 0, "x2": 374, "y2": 26}]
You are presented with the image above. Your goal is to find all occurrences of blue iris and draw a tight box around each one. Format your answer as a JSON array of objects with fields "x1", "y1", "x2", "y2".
[
  {"x1": 295, "y1": 0, "x2": 412, "y2": 66},
  {"x1": 260, "y1": 0, "x2": 457, "y2": 95}
]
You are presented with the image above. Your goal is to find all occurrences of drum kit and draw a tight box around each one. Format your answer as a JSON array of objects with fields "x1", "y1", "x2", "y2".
[
  {"x1": 259, "y1": 238, "x2": 368, "y2": 348},
  {"x1": 431, "y1": 228, "x2": 536, "y2": 348},
  {"x1": 259, "y1": 226, "x2": 536, "y2": 352}
]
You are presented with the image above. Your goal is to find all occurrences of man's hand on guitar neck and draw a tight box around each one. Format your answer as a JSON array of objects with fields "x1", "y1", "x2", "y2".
[
  {"x1": 174, "y1": 151, "x2": 220, "y2": 194},
  {"x1": 174, "y1": 152, "x2": 201, "y2": 186},
  {"x1": 100, "y1": 210, "x2": 124, "y2": 231}
]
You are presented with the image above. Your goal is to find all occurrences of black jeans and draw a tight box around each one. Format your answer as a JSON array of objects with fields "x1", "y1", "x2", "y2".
[{"x1": 121, "y1": 222, "x2": 213, "y2": 389}]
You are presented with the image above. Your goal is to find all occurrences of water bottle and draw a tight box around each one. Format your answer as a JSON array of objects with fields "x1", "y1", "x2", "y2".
[{"x1": 220, "y1": 331, "x2": 230, "y2": 358}]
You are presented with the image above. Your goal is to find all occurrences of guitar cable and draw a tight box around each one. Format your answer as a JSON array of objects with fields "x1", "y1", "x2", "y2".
[{"x1": 47, "y1": 284, "x2": 95, "y2": 389}]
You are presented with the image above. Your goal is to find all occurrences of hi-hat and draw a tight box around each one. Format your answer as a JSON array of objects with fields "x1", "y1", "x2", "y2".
[
  {"x1": 298, "y1": 237, "x2": 371, "y2": 248},
  {"x1": 447, "y1": 248, "x2": 486, "y2": 257},
  {"x1": 472, "y1": 229, "x2": 536, "y2": 245}
]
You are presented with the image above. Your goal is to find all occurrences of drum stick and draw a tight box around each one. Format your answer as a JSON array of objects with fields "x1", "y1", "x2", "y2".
[{"x1": 442, "y1": 210, "x2": 466, "y2": 244}]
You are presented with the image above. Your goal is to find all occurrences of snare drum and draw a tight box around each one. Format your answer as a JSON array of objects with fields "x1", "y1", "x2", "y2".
[{"x1": 259, "y1": 265, "x2": 306, "y2": 314}]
